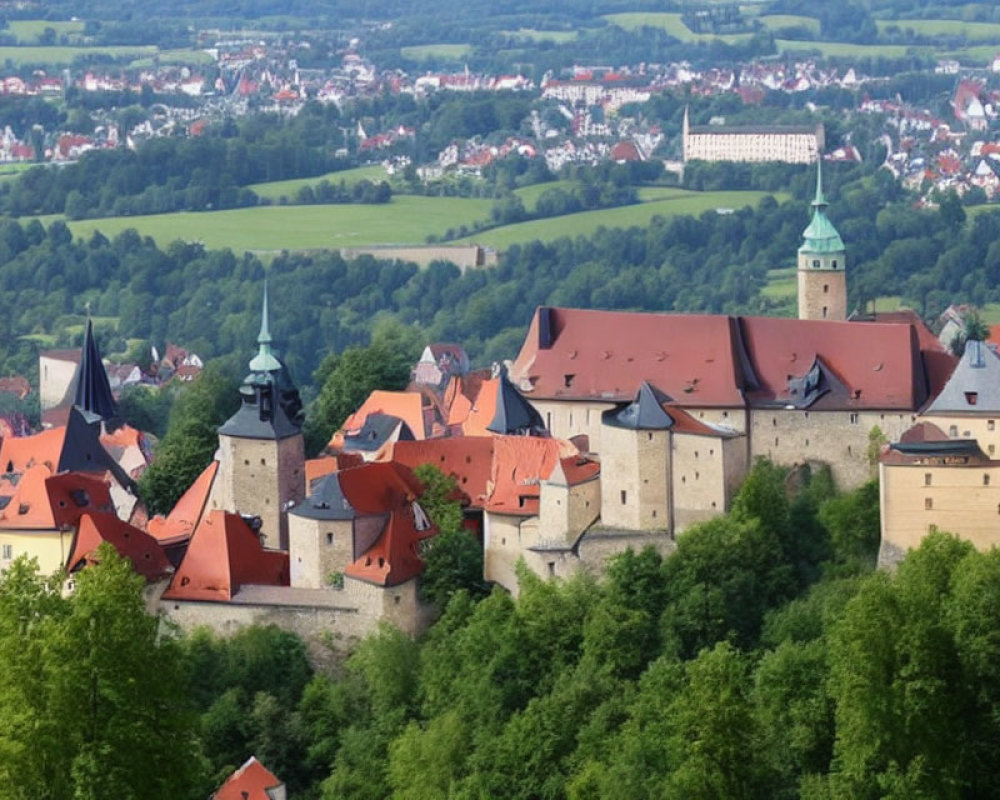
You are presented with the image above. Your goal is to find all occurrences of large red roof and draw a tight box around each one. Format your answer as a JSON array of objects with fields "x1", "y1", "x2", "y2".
[
  {"x1": 213, "y1": 757, "x2": 283, "y2": 800},
  {"x1": 0, "y1": 467, "x2": 112, "y2": 530},
  {"x1": 485, "y1": 436, "x2": 566, "y2": 516},
  {"x1": 163, "y1": 511, "x2": 288, "y2": 602},
  {"x1": 511, "y1": 307, "x2": 941, "y2": 412},
  {"x1": 511, "y1": 307, "x2": 747, "y2": 406}
]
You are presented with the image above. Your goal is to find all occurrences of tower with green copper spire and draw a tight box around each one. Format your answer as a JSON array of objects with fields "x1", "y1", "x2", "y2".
[
  {"x1": 797, "y1": 159, "x2": 847, "y2": 321},
  {"x1": 210, "y1": 282, "x2": 305, "y2": 550}
]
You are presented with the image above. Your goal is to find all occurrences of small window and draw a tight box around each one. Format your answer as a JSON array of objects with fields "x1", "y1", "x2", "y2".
[
  {"x1": 925, "y1": 473, "x2": 932, "y2": 486},
  {"x1": 989, "y1": 420, "x2": 996, "y2": 432},
  {"x1": 850, "y1": 413, "x2": 859, "y2": 424},
  {"x1": 394, "y1": 595, "x2": 401, "y2": 605},
  {"x1": 775, "y1": 436, "x2": 779, "y2": 446},
  {"x1": 832, "y1": 260, "x2": 838, "y2": 268},
  {"x1": 925, "y1": 497, "x2": 933, "y2": 510},
  {"x1": 563, "y1": 374, "x2": 575, "y2": 388},
  {"x1": 822, "y1": 306, "x2": 828, "y2": 319},
  {"x1": 547, "y1": 562, "x2": 556, "y2": 577},
  {"x1": 991, "y1": 445, "x2": 996, "y2": 456},
  {"x1": 966, "y1": 392, "x2": 979, "y2": 406},
  {"x1": 260, "y1": 458, "x2": 266, "y2": 466},
  {"x1": 985, "y1": 474, "x2": 991, "y2": 486},
  {"x1": 620, "y1": 490, "x2": 627, "y2": 505},
  {"x1": 1, "y1": 544, "x2": 11, "y2": 560},
  {"x1": 949, "y1": 425, "x2": 959, "y2": 437},
  {"x1": 812, "y1": 259, "x2": 820, "y2": 268},
  {"x1": 326, "y1": 532, "x2": 333, "y2": 545},
  {"x1": 823, "y1": 284, "x2": 829, "y2": 294}
]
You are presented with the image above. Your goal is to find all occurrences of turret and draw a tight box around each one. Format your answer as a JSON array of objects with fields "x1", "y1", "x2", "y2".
[{"x1": 797, "y1": 159, "x2": 847, "y2": 321}]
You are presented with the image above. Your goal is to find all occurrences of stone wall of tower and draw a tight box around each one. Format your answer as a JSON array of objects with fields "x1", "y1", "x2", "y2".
[
  {"x1": 600, "y1": 424, "x2": 671, "y2": 531},
  {"x1": 209, "y1": 433, "x2": 305, "y2": 550},
  {"x1": 797, "y1": 250, "x2": 847, "y2": 321},
  {"x1": 288, "y1": 515, "x2": 354, "y2": 589}
]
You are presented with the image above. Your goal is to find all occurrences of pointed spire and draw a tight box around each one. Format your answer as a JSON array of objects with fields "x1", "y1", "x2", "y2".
[
  {"x1": 811, "y1": 157, "x2": 827, "y2": 210},
  {"x1": 248, "y1": 280, "x2": 281, "y2": 374},
  {"x1": 73, "y1": 318, "x2": 117, "y2": 420}
]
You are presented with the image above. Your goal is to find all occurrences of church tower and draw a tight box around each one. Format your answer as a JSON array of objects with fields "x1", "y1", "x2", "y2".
[
  {"x1": 210, "y1": 283, "x2": 305, "y2": 550},
  {"x1": 797, "y1": 159, "x2": 847, "y2": 321}
]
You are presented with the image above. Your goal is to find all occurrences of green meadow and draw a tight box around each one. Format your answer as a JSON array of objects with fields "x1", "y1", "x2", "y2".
[
  {"x1": 757, "y1": 14, "x2": 820, "y2": 34},
  {"x1": 775, "y1": 39, "x2": 919, "y2": 58},
  {"x1": 603, "y1": 12, "x2": 753, "y2": 43},
  {"x1": 5, "y1": 20, "x2": 86, "y2": 43},
  {"x1": 0, "y1": 44, "x2": 157, "y2": 66},
  {"x1": 500, "y1": 28, "x2": 577, "y2": 42},
  {"x1": 875, "y1": 18, "x2": 1000, "y2": 41},
  {"x1": 60, "y1": 196, "x2": 496, "y2": 252},
  {"x1": 248, "y1": 165, "x2": 390, "y2": 201},
  {"x1": 456, "y1": 190, "x2": 782, "y2": 249},
  {"x1": 401, "y1": 44, "x2": 473, "y2": 61}
]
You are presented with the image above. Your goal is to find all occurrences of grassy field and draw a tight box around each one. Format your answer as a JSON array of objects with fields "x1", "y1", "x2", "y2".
[
  {"x1": 5, "y1": 20, "x2": 85, "y2": 43},
  {"x1": 248, "y1": 165, "x2": 389, "y2": 200},
  {"x1": 401, "y1": 44, "x2": 473, "y2": 61},
  {"x1": 129, "y1": 48, "x2": 215, "y2": 68},
  {"x1": 762, "y1": 267, "x2": 796, "y2": 300},
  {"x1": 455, "y1": 190, "x2": 782, "y2": 249},
  {"x1": 757, "y1": 14, "x2": 820, "y2": 34},
  {"x1": 500, "y1": 28, "x2": 577, "y2": 42},
  {"x1": 512, "y1": 180, "x2": 575, "y2": 211},
  {"x1": 59, "y1": 195, "x2": 496, "y2": 252},
  {"x1": 603, "y1": 12, "x2": 753, "y2": 43},
  {"x1": 776, "y1": 39, "x2": 919, "y2": 58},
  {"x1": 876, "y1": 18, "x2": 1000, "y2": 41},
  {"x1": 0, "y1": 44, "x2": 157, "y2": 65}
]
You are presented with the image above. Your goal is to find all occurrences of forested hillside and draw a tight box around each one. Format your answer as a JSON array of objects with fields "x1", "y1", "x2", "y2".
[{"x1": 6, "y1": 461, "x2": 998, "y2": 798}]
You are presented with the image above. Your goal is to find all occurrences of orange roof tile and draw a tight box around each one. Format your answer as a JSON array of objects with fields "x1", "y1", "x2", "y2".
[
  {"x1": 336, "y1": 462, "x2": 435, "y2": 586},
  {"x1": 335, "y1": 390, "x2": 426, "y2": 448},
  {"x1": 67, "y1": 512, "x2": 172, "y2": 582},
  {"x1": 485, "y1": 436, "x2": 566, "y2": 516},
  {"x1": 163, "y1": 510, "x2": 288, "y2": 602},
  {"x1": 213, "y1": 757, "x2": 283, "y2": 800},
  {"x1": 0, "y1": 468, "x2": 112, "y2": 530},
  {"x1": 387, "y1": 437, "x2": 494, "y2": 508},
  {"x1": 0, "y1": 427, "x2": 65, "y2": 474},
  {"x1": 100, "y1": 424, "x2": 144, "y2": 450},
  {"x1": 462, "y1": 378, "x2": 499, "y2": 437},
  {"x1": 147, "y1": 461, "x2": 217, "y2": 544},
  {"x1": 305, "y1": 456, "x2": 338, "y2": 485}
]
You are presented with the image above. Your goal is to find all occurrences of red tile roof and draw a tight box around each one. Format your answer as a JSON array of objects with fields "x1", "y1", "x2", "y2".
[
  {"x1": 462, "y1": 378, "x2": 500, "y2": 436},
  {"x1": 213, "y1": 757, "x2": 283, "y2": 800},
  {"x1": 511, "y1": 307, "x2": 941, "y2": 412},
  {"x1": 147, "y1": 461, "x2": 217, "y2": 544},
  {"x1": 485, "y1": 436, "x2": 566, "y2": 516},
  {"x1": 67, "y1": 512, "x2": 172, "y2": 582},
  {"x1": 0, "y1": 427, "x2": 65, "y2": 474},
  {"x1": 332, "y1": 390, "x2": 426, "y2": 450},
  {"x1": 163, "y1": 511, "x2": 289, "y2": 602},
  {"x1": 386, "y1": 437, "x2": 494, "y2": 509},
  {"x1": 0, "y1": 467, "x2": 112, "y2": 530},
  {"x1": 338, "y1": 462, "x2": 435, "y2": 586},
  {"x1": 739, "y1": 316, "x2": 928, "y2": 410},
  {"x1": 511, "y1": 307, "x2": 747, "y2": 406}
]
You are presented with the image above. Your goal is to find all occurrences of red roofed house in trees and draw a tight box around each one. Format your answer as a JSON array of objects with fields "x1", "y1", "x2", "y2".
[{"x1": 213, "y1": 756, "x2": 286, "y2": 800}]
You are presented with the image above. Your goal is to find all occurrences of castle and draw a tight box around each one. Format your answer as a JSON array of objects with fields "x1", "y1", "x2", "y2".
[{"x1": 7, "y1": 162, "x2": 989, "y2": 643}]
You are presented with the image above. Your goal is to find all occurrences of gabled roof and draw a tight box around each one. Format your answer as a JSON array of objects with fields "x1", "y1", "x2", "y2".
[
  {"x1": 343, "y1": 412, "x2": 414, "y2": 452},
  {"x1": 510, "y1": 307, "x2": 748, "y2": 406},
  {"x1": 67, "y1": 512, "x2": 172, "y2": 582},
  {"x1": 924, "y1": 339, "x2": 1000, "y2": 414},
  {"x1": 461, "y1": 377, "x2": 499, "y2": 436},
  {"x1": 72, "y1": 319, "x2": 117, "y2": 421},
  {"x1": 0, "y1": 427, "x2": 65, "y2": 474},
  {"x1": 163, "y1": 511, "x2": 289, "y2": 602},
  {"x1": 147, "y1": 461, "x2": 218, "y2": 544},
  {"x1": 213, "y1": 756, "x2": 283, "y2": 800}
]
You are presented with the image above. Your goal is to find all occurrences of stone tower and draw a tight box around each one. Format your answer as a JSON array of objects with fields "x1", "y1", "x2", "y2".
[
  {"x1": 210, "y1": 283, "x2": 305, "y2": 550},
  {"x1": 797, "y1": 159, "x2": 847, "y2": 321}
]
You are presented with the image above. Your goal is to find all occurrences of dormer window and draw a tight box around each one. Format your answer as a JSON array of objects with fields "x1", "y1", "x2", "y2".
[{"x1": 966, "y1": 392, "x2": 979, "y2": 406}]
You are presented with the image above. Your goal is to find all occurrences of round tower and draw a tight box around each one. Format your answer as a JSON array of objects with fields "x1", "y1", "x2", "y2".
[{"x1": 797, "y1": 159, "x2": 847, "y2": 321}]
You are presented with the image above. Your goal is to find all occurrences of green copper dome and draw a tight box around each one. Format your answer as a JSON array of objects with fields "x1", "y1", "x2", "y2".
[{"x1": 799, "y1": 160, "x2": 845, "y2": 255}]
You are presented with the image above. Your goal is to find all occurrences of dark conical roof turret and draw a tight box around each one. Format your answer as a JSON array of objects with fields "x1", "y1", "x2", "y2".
[
  {"x1": 488, "y1": 367, "x2": 547, "y2": 436},
  {"x1": 73, "y1": 318, "x2": 117, "y2": 421},
  {"x1": 218, "y1": 282, "x2": 304, "y2": 440}
]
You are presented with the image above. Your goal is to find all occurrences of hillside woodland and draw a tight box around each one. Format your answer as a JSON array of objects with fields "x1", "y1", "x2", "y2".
[{"x1": 4, "y1": 461, "x2": 999, "y2": 799}]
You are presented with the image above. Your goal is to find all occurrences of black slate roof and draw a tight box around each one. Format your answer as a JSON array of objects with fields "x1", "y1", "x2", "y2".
[
  {"x1": 488, "y1": 370, "x2": 546, "y2": 435},
  {"x1": 602, "y1": 381, "x2": 675, "y2": 430},
  {"x1": 72, "y1": 319, "x2": 116, "y2": 421}
]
